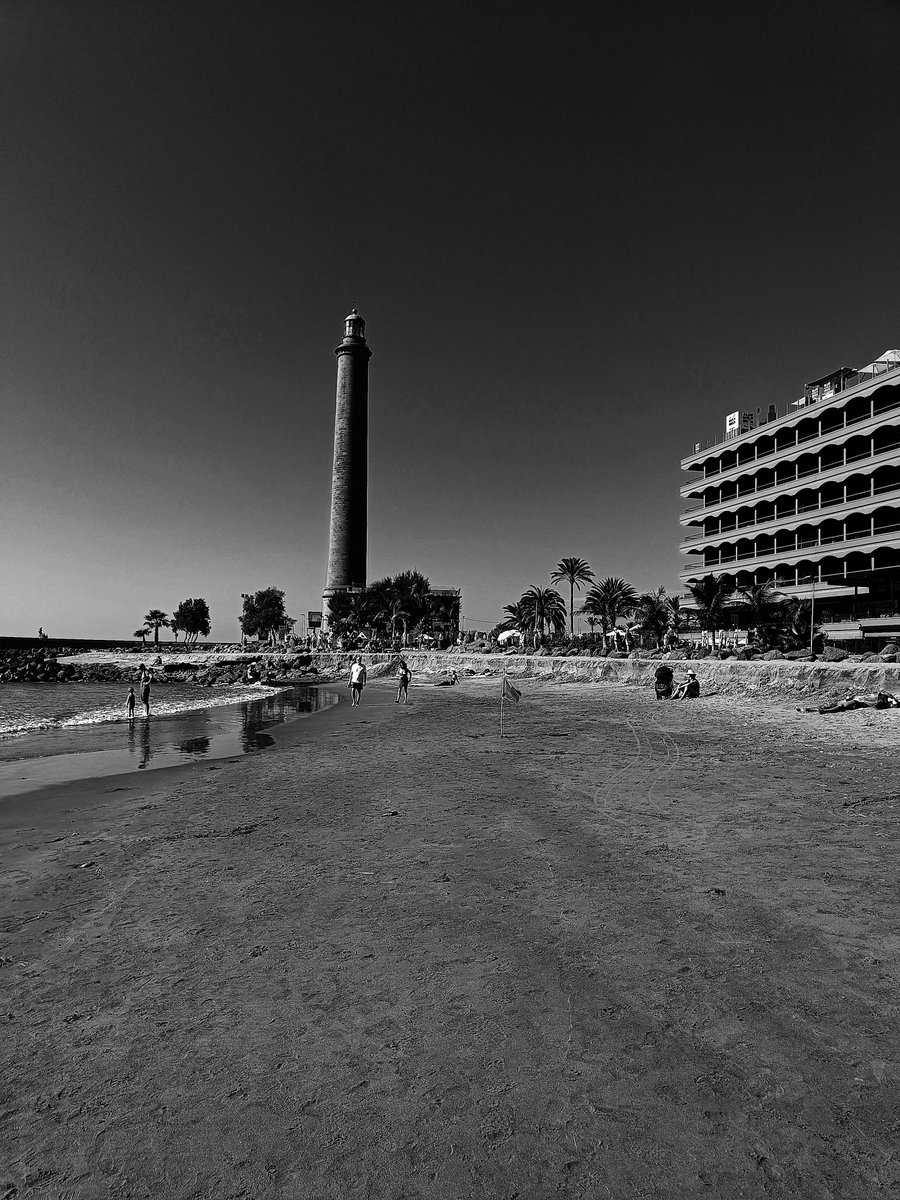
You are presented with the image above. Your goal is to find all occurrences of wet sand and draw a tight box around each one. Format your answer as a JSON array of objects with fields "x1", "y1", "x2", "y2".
[{"x1": 2, "y1": 678, "x2": 899, "y2": 1197}]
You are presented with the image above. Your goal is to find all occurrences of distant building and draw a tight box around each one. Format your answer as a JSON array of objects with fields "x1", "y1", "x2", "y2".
[
  {"x1": 427, "y1": 587, "x2": 461, "y2": 642},
  {"x1": 679, "y1": 348, "x2": 900, "y2": 645}
]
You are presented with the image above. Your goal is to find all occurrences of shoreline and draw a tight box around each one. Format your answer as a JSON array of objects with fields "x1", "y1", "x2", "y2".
[{"x1": 0, "y1": 683, "x2": 343, "y2": 812}]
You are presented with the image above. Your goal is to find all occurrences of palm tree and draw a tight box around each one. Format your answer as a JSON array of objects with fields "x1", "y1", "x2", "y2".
[
  {"x1": 580, "y1": 577, "x2": 639, "y2": 649},
  {"x1": 518, "y1": 586, "x2": 567, "y2": 648},
  {"x1": 367, "y1": 570, "x2": 430, "y2": 645},
  {"x1": 133, "y1": 627, "x2": 150, "y2": 648},
  {"x1": 685, "y1": 574, "x2": 734, "y2": 650},
  {"x1": 736, "y1": 580, "x2": 784, "y2": 646},
  {"x1": 144, "y1": 610, "x2": 170, "y2": 646},
  {"x1": 634, "y1": 586, "x2": 671, "y2": 651},
  {"x1": 550, "y1": 557, "x2": 595, "y2": 638},
  {"x1": 665, "y1": 595, "x2": 685, "y2": 647}
]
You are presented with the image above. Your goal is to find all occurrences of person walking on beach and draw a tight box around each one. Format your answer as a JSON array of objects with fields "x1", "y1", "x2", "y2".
[
  {"x1": 126, "y1": 687, "x2": 136, "y2": 719},
  {"x1": 349, "y1": 656, "x2": 366, "y2": 706},
  {"x1": 139, "y1": 666, "x2": 152, "y2": 717},
  {"x1": 396, "y1": 658, "x2": 412, "y2": 704}
]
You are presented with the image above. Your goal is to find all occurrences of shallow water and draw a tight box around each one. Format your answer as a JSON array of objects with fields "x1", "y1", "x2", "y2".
[
  {"x1": 0, "y1": 686, "x2": 339, "y2": 799},
  {"x1": 0, "y1": 680, "x2": 278, "y2": 738}
]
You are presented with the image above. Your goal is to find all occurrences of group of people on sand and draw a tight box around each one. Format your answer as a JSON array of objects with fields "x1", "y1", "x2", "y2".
[
  {"x1": 346, "y1": 658, "x2": 459, "y2": 707},
  {"x1": 653, "y1": 664, "x2": 701, "y2": 701},
  {"x1": 126, "y1": 665, "x2": 153, "y2": 719}
]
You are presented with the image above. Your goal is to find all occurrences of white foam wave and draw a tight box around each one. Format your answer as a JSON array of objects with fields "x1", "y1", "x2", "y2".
[{"x1": 0, "y1": 686, "x2": 283, "y2": 739}]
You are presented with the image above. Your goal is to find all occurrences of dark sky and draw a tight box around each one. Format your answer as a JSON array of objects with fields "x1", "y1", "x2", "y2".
[{"x1": 2, "y1": 0, "x2": 899, "y2": 639}]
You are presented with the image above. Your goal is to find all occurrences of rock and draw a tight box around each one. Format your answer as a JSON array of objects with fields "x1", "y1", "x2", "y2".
[
  {"x1": 881, "y1": 642, "x2": 900, "y2": 656},
  {"x1": 820, "y1": 647, "x2": 848, "y2": 662},
  {"x1": 861, "y1": 652, "x2": 881, "y2": 662},
  {"x1": 667, "y1": 649, "x2": 687, "y2": 660},
  {"x1": 610, "y1": 651, "x2": 628, "y2": 660},
  {"x1": 762, "y1": 650, "x2": 784, "y2": 660},
  {"x1": 880, "y1": 653, "x2": 897, "y2": 663}
]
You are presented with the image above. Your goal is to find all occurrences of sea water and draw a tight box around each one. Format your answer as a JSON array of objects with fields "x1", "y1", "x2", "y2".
[{"x1": 0, "y1": 683, "x2": 339, "y2": 799}]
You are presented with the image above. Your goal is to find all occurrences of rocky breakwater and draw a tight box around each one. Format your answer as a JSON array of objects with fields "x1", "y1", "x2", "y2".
[
  {"x1": 0, "y1": 646, "x2": 116, "y2": 684},
  {"x1": 168, "y1": 655, "x2": 321, "y2": 687}
]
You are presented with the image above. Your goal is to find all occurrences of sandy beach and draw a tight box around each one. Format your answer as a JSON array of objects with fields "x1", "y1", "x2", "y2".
[{"x1": 2, "y1": 676, "x2": 899, "y2": 1198}]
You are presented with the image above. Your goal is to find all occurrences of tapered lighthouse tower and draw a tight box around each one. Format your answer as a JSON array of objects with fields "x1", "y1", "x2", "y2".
[{"x1": 323, "y1": 309, "x2": 371, "y2": 620}]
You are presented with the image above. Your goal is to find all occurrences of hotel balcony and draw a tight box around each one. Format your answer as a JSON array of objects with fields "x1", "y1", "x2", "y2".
[
  {"x1": 681, "y1": 483, "x2": 900, "y2": 550},
  {"x1": 680, "y1": 523, "x2": 900, "y2": 584}
]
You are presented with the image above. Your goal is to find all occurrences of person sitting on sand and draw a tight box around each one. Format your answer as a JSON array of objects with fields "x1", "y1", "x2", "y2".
[
  {"x1": 673, "y1": 670, "x2": 700, "y2": 700},
  {"x1": 434, "y1": 670, "x2": 459, "y2": 687},
  {"x1": 349, "y1": 656, "x2": 367, "y2": 706},
  {"x1": 396, "y1": 659, "x2": 412, "y2": 704},
  {"x1": 126, "y1": 687, "x2": 136, "y2": 720},
  {"x1": 654, "y1": 663, "x2": 674, "y2": 700}
]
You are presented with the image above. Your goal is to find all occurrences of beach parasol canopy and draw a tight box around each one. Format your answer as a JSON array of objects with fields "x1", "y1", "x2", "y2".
[
  {"x1": 497, "y1": 629, "x2": 522, "y2": 643},
  {"x1": 859, "y1": 349, "x2": 900, "y2": 376}
]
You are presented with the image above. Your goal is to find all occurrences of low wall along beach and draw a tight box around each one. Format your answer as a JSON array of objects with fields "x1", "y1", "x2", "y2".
[{"x1": 6, "y1": 647, "x2": 900, "y2": 701}]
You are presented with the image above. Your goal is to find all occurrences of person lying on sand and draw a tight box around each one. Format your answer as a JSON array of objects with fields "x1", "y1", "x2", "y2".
[
  {"x1": 799, "y1": 690, "x2": 900, "y2": 714},
  {"x1": 434, "y1": 670, "x2": 459, "y2": 687},
  {"x1": 672, "y1": 670, "x2": 700, "y2": 700}
]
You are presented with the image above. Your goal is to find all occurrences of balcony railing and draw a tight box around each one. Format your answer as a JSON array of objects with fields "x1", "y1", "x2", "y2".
[
  {"x1": 681, "y1": 479, "x2": 900, "y2": 543},
  {"x1": 688, "y1": 400, "x2": 900, "y2": 483},
  {"x1": 683, "y1": 434, "x2": 900, "y2": 503},
  {"x1": 685, "y1": 358, "x2": 900, "y2": 458},
  {"x1": 682, "y1": 516, "x2": 900, "y2": 570}
]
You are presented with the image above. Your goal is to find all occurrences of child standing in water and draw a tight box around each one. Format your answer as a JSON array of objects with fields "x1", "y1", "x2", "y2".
[{"x1": 126, "y1": 687, "x2": 136, "y2": 719}]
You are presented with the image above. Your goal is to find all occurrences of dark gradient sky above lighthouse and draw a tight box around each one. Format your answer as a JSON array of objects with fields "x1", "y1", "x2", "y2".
[{"x1": 2, "y1": 1, "x2": 899, "y2": 639}]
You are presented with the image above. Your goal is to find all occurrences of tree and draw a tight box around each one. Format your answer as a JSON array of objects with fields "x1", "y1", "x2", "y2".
[
  {"x1": 550, "y1": 557, "x2": 595, "y2": 638},
  {"x1": 144, "y1": 610, "x2": 169, "y2": 646},
  {"x1": 735, "y1": 581, "x2": 784, "y2": 646},
  {"x1": 173, "y1": 597, "x2": 212, "y2": 645},
  {"x1": 580, "y1": 577, "x2": 639, "y2": 648},
  {"x1": 133, "y1": 627, "x2": 150, "y2": 647},
  {"x1": 633, "y1": 586, "x2": 671, "y2": 651},
  {"x1": 389, "y1": 570, "x2": 431, "y2": 644},
  {"x1": 517, "y1": 586, "x2": 567, "y2": 648},
  {"x1": 326, "y1": 591, "x2": 355, "y2": 636},
  {"x1": 365, "y1": 570, "x2": 431, "y2": 645},
  {"x1": 665, "y1": 595, "x2": 686, "y2": 646},
  {"x1": 685, "y1": 574, "x2": 734, "y2": 650},
  {"x1": 240, "y1": 587, "x2": 287, "y2": 641}
]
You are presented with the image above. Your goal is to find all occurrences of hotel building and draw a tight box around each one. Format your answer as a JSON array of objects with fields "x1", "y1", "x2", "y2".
[{"x1": 679, "y1": 348, "x2": 900, "y2": 644}]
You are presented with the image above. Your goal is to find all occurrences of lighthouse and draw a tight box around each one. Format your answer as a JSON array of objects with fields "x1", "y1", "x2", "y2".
[{"x1": 323, "y1": 309, "x2": 371, "y2": 621}]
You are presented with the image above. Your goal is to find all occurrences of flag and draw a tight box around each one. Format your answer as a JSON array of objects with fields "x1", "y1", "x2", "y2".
[{"x1": 501, "y1": 677, "x2": 521, "y2": 704}]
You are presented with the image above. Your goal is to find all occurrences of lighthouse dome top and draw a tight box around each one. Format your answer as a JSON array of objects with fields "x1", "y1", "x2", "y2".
[{"x1": 343, "y1": 308, "x2": 367, "y2": 341}]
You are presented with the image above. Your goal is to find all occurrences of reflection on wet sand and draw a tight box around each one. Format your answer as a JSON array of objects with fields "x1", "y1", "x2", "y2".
[
  {"x1": 0, "y1": 686, "x2": 341, "y2": 801},
  {"x1": 238, "y1": 688, "x2": 336, "y2": 754}
]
